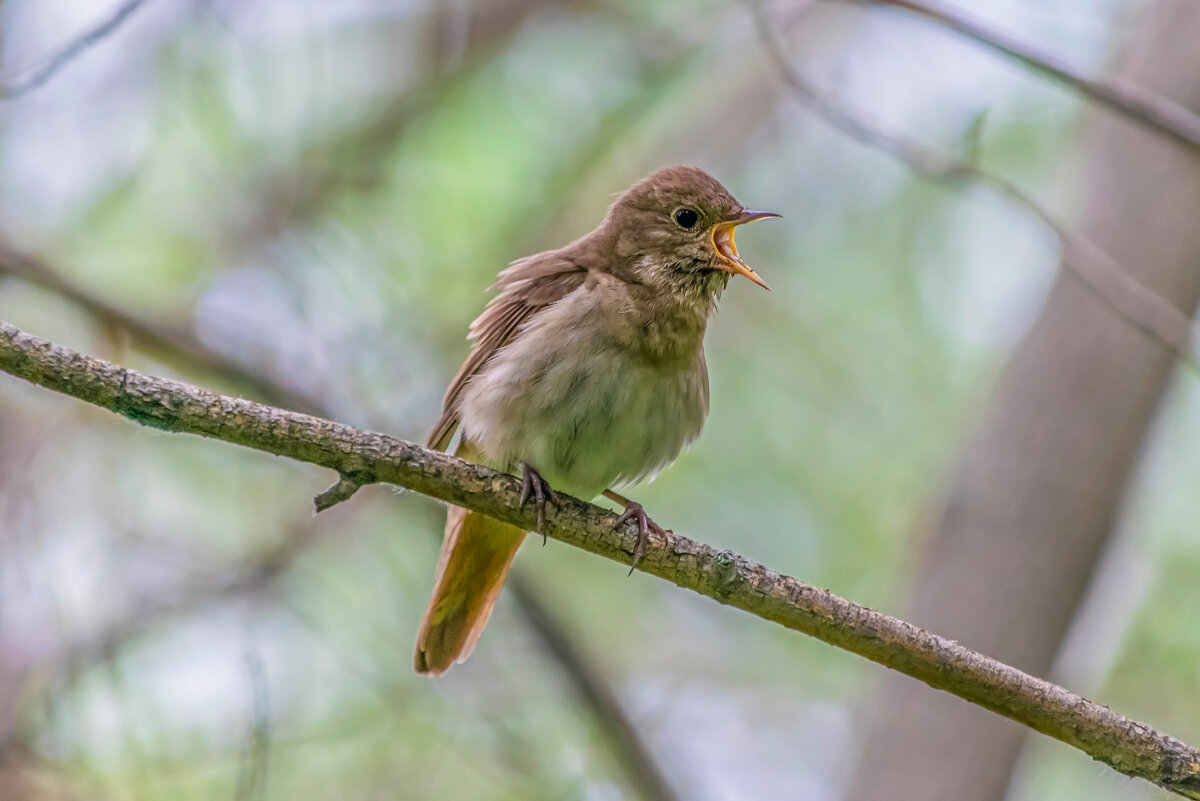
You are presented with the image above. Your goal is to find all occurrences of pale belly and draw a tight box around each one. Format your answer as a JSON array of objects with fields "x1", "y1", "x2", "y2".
[{"x1": 455, "y1": 322, "x2": 709, "y2": 500}]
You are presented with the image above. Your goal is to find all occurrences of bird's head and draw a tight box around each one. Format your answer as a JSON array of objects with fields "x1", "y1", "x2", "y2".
[{"x1": 605, "y1": 166, "x2": 779, "y2": 292}]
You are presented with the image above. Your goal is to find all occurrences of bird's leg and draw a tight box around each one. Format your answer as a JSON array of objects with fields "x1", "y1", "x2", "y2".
[
  {"x1": 519, "y1": 463, "x2": 556, "y2": 544},
  {"x1": 604, "y1": 489, "x2": 670, "y2": 575}
]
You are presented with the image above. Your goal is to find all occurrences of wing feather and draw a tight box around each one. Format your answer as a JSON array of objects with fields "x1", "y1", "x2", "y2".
[{"x1": 426, "y1": 252, "x2": 588, "y2": 450}]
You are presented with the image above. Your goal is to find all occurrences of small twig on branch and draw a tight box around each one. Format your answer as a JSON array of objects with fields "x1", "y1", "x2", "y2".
[
  {"x1": 839, "y1": 0, "x2": 1200, "y2": 154},
  {"x1": 313, "y1": 475, "x2": 363, "y2": 512},
  {"x1": 2, "y1": 321, "x2": 1199, "y2": 799},
  {"x1": 0, "y1": 0, "x2": 151, "y2": 100},
  {"x1": 754, "y1": 3, "x2": 1200, "y2": 370}
]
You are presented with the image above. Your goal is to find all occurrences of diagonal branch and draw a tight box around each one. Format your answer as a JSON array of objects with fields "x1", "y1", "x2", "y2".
[
  {"x1": 0, "y1": 0, "x2": 151, "y2": 100},
  {"x1": 3, "y1": 320, "x2": 1200, "y2": 799},
  {"x1": 841, "y1": 0, "x2": 1200, "y2": 154},
  {"x1": 755, "y1": 3, "x2": 1200, "y2": 370}
]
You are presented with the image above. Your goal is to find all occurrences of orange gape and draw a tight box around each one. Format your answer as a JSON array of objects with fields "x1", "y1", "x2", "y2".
[{"x1": 414, "y1": 443, "x2": 526, "y2": 675}]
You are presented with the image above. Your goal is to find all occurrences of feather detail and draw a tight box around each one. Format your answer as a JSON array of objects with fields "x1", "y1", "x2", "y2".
[
  {"x1": 426, "y1": 252, "x2": 589, "y2": 450},
  {"x1": 414, "y1": 440, "x2": 527, "y2": 675}
]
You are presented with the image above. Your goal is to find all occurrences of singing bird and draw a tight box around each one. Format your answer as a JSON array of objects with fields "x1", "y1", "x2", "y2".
[{"x1": 416, "y1": 166, "x2": 778, "y2": 675}]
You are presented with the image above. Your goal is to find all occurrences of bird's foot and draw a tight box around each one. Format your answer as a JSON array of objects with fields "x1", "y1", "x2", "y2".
[
  {"x1": 614, "y1": 500, "x2": 669, "y2": 575},
  {"x1": 519, "y1": 463, "x2": 556, "y2": 544}
]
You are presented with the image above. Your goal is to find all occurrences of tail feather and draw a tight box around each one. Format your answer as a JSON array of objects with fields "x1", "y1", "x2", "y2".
[{"x1": 415, "y1": 443, "x2": 525, "y2": 676}]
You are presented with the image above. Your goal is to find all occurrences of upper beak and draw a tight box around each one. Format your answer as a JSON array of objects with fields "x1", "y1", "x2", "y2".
[{"x1": 711, "y1": 210, "x2": 781, "y2": 291}]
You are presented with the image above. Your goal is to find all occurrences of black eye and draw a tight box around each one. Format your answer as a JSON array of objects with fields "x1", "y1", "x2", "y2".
[{"x1": 673, "y1": 208, "x2": 699, "y2": 229}]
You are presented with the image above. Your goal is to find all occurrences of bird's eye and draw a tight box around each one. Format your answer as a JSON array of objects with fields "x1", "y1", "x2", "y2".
[{"x1": 673, "y1": 208, "x2": 699, "y2": 229}]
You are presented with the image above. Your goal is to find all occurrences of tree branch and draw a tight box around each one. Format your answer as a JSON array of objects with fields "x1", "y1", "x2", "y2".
[
  {"x1": 755, "y1": 3, "x2": 1200, "y2": 371},
  {"x1": 3, "y1": 320, "x2": 1199, "y2": 798},
  {"x1": 842, "y1": 0, "x2": 1200, "y2": 154},
  {"x1": 0, "y1": 0, "x2": 151, "y2": 100}
]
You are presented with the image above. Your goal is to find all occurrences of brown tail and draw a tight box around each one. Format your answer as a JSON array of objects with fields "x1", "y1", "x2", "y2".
[{"x1": 414, "y1": 444, "x2": 525, "y2": 676}]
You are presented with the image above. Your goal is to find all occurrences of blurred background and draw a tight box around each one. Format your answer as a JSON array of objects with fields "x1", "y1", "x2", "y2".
[{"x1": 1, "y1": 0, "x2": 1198, "y2": 799}]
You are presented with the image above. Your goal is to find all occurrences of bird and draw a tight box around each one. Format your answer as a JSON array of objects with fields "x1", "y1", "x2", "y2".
[{"x1": 415, "y1": 165, "x2": 778, "y2": 675}]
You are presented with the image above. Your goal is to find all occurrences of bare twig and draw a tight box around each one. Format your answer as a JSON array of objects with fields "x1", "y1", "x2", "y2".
[
  {"x1": 3, "y1": 321, "x2": 1200, "y2": 799},
  {"x1": 838, "y1": 0, "x2": 1200, "y2": 154},
  {"x1": 313, "y1": 474, "x2": 363, "y2": 512},
  {"x1": 755, "y1": 4, "x2": 1200, "y2": 369},
  {"x1": 0, "y1": 0, "x2": 151, "y2": 100}
]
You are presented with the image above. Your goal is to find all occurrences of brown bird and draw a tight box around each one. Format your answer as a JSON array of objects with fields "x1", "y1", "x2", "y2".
[{"x1": 416, "y1": 166, "x2": 778, "y2": 675}]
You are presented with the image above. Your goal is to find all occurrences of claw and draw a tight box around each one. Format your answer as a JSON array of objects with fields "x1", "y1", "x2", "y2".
[
  {"x1": 519, "y1": 463, "x2": 555, "y2": 544},
  {"x1": 614, "y1": 500, "x2": 668, "y2": 575}
]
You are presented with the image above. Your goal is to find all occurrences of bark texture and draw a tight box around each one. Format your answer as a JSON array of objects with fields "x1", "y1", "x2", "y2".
[
  {"x1": 3, "y1": 321, "x2": 1200, "y2": 798},
  {"x1": 846, "y1": 4, "x2": 1200, "y2": 800}
]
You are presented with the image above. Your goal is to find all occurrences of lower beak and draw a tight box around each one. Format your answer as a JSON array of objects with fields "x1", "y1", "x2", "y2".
[{"x1": 711, "y1": 210, "x2": 781, "y2": 291}]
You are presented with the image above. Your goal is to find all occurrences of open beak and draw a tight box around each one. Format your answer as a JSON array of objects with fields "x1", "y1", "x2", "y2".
[{"x1": 711, "y1": 210, "x2": 781, "y2": 291}]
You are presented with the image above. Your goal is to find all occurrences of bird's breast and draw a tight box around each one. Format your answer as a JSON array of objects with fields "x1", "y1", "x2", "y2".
[{"x1": 456, "y1": 286, "x2": 711, "y2": 499}]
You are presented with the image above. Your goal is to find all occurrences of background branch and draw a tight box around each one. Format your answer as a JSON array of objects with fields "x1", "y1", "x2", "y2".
[
  {"x1": 3, "y1": 320, "x2": 1199, "y2": 799},
  {"x1": 0, "y1": 0, "x2": 151, "y2": 100},
  {"x1": 0, "y1": 240, "x2": 325, "y2": 414},
  {"x1": 841, "y1": 0, "x2": 1200, "y2": 153},
  {"x1": 755, "y1": 3, "x2": 1200, "y2": 370}
]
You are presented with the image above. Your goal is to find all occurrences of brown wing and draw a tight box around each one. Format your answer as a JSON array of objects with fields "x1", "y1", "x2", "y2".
[{"x1": 426, "y1": 251, "x2": 588, "y2": 450}]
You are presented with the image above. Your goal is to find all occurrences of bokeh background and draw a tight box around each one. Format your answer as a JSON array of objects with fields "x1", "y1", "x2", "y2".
[{"x1": 1, "y1": 0, "x2": 1197, "y2": 799}]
